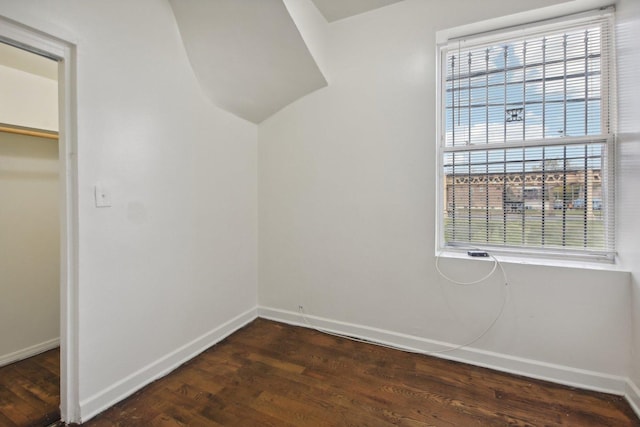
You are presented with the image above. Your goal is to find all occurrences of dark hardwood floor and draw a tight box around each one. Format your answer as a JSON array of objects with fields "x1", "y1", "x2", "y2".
[
  {"x1": 0, "y1": 348, "x2": 60, "y2": 427},
  {"x1": 2, "y1": 322, "x2": 636, "y2": 426},
  {"x1": 84, "y1": 318, "x2": 640, "y2": 426}
]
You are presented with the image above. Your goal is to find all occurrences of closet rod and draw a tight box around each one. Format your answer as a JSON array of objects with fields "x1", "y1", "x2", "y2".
[{"x1": 0, "y1": 125, "x2": 58, "y2": 140}]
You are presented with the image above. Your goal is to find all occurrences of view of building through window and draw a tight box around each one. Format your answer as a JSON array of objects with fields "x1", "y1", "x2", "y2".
[{"x1": 439, "y1": 12, "x2": 614, "y2": 257}]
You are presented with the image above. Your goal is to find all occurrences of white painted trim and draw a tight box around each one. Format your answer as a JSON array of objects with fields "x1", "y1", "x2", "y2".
[
  {"x1": 0, "y1": 15, "x2": 79, "y2": 424},
  {"x1": 626, "y1": 379, "x2": 640, "y2": 419},
  {"x1": 435, "y1": 0, "x2": 613, "y2": 44},
  {"x1": 0, "y1": 338, "x2": 60, "y2": 367},
  {"x1": 258, "y1": 306, "x2": 628, "y2": 396},
  {"x1": 79, "y1": 307, "x2": 258, "y2": 423}
]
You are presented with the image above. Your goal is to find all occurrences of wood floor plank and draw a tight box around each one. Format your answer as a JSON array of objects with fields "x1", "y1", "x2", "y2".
[
  {"x1": 0, "y1": 411, "x2": 18, "y2": 427},
  {"x1": 84, "y1": 319, "x2": 640, "y2": 426},
  {"x1": 0, "y1": 349, "x2": 60, "y2": 427}
]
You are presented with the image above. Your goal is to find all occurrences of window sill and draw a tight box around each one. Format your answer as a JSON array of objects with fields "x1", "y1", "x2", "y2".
[{"x1": 436, "y1": 248, "x2": 628, "y2": 273}]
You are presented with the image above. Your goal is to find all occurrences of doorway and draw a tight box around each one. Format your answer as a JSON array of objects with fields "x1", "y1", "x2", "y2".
[
  {"x1": 0, "y1": 16, "x2": 79, "y2": 425},
  {"x1": 0, "y1": 41, "x2": 60, "y2": 426}
]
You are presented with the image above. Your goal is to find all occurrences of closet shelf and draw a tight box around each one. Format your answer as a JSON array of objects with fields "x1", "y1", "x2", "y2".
[{"x1": 0, "y1": 124, "x2": 58, "y2": 140}]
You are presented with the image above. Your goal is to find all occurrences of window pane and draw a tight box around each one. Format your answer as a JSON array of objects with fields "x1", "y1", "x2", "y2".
[
  {"x1": 444, "y1": 23, "x2": 605, "y2": 147},
  {"x1": 441, "y1": 14, "x2": 613, "y2": 258},
  {"x1": 443, "y1": 143, "x2": 607, "y2": 251}
]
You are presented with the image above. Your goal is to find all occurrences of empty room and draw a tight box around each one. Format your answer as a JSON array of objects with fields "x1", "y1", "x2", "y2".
[{"x1": 0, "y1": 0, "x2": 639, "y2": 425}]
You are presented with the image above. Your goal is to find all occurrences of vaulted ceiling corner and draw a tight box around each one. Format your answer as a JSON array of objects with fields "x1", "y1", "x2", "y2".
[
  {"x1": 169, "y1": 0, "x2": 327, "y2": 123},
  {"x1": 168, "y1": 0, "x2": 407, "y2": 123}
]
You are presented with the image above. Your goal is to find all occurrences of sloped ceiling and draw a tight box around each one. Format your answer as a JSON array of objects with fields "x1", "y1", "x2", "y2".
[
  {"x1": 169, "y1": 0, "x2": 327, "y2": 123},
  {"x1": 311, "y1": 0, "x2": 405, "y2": 22},
  {"x1": 169, "y1": 0, "x2": 406, "y2": 123}
]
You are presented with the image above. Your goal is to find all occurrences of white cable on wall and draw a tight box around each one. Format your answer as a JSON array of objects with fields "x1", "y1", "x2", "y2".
[
  {"x1": 435, "y1": 251, "x2": 499, "y2": 286},
  {"x1": 297, "y1": 249, "x2": 509, "y2": 357}
]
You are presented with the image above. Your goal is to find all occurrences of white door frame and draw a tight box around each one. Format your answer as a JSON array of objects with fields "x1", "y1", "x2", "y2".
[{"x1": 0, "y1": 17, "x2": 80, "y2": 423}]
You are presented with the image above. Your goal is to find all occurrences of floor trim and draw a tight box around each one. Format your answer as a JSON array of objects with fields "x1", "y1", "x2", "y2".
[
  {"x1": 79, "y1": 307, "x2": 258, "y2": 422},
  {"x1": 626, "y1": 379, "x2": 640, "y2": 419},
  {"x1": 0, "y1": 338, "x2": 60, "y2": 368},
  {"x1": 258, "y1": 306, "x2": 629, "y2": 397}
]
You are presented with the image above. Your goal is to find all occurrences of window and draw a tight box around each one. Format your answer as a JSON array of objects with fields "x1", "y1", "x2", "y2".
[{"x1": 437, "y1": 8, "x2": 616, "y2": 261}]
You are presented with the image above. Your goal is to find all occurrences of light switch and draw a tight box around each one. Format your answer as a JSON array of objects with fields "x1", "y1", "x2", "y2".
[{"x1": 95, "y1": 183, "x2": 112, "y2": 208}]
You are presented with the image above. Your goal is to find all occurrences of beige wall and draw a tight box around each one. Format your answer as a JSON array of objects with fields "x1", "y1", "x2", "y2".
[
  {"x1": 0, "y1": 132, "x2": 59, "y2": 365},
  {"x1": 0, "y1": 63, "x2": 58, "y2": 131}
]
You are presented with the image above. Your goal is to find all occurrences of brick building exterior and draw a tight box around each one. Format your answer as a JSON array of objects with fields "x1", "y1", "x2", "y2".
[{"x1": 445, "y1": 169, "x2": 602, "y2": 214}]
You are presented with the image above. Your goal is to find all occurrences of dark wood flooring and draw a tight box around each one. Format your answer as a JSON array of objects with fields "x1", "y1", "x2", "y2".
[
  {"x1": 0, "y1": 348, "x2": 60, "y2": 427},
  {"x1": 84, "y1": 318, "x2": 640, "y2": 426}
]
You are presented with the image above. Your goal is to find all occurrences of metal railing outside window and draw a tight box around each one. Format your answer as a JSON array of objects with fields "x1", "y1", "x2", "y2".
[{"x1": 437, "y1": 8, "x2": 616, "y2": 260}]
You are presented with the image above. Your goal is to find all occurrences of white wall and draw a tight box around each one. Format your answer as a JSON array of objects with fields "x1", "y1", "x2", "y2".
[
  {"x1": 0, "y1": 133, "x2": 59, "y2": 365},
  {"x1": 616, "y1": 0, "x2": 640, "y2": 411},
  {"x1": 0, "y1": 0, "x2": 636, "y2": 421},
  {"x1": 0, "y1": 0, "x2": 258, "y2": 421},
  {"x1": 259, "y1": 0, "x2": 633, "y2": 394},
  {"x1": 0, "y1": 64, "x2": 58, "y2": 131}
]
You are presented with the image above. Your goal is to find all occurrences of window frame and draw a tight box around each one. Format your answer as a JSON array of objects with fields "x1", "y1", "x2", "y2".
[{"x1": 435, "y1": 7, "x2": 617, "y2": 262}]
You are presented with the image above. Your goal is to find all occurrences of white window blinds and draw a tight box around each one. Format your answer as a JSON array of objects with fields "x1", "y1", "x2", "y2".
[{"x1": 438, "y1": 9, "x2": 615, "y2": 260}]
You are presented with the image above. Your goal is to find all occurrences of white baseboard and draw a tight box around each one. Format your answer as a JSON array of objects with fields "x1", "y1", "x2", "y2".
[
  {"x1": 79, "y1": 307, "x2": 258, "y2": 423},
  {"x1": 74, "y1": 305, "x2": 640, "y2": 423},
  {"x1": 0, "y1": 338, "x2": 60, "y2": 367},
  {"x1": 626, "y1": 379, "x2": 640, "y2": 419},
  {"x1": 258, "y1": 306, "x2": 629, "y2": 397}
]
